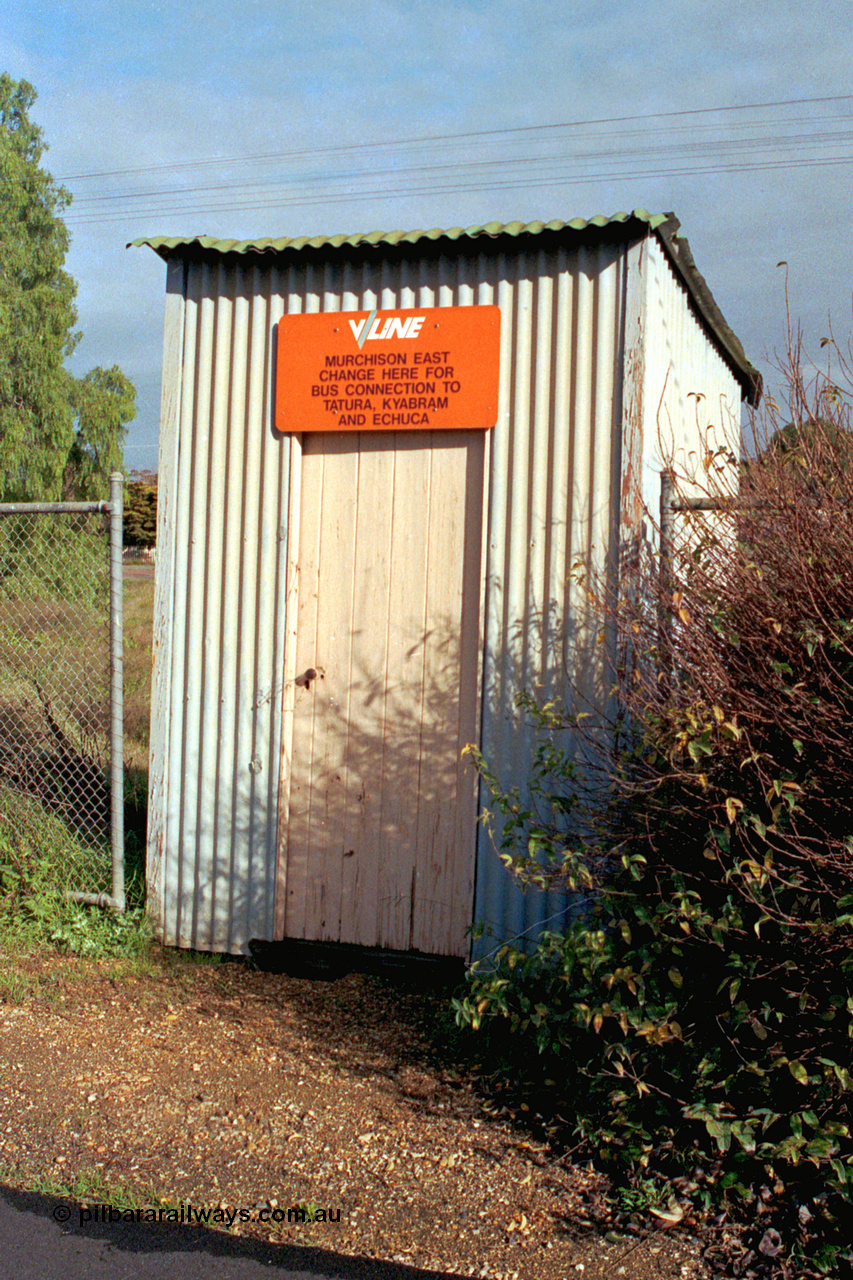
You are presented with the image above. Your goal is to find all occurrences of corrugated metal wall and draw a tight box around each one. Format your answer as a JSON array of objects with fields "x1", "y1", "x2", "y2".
[
  {"x1": 472, "y1": 240, "x2": 627, "y2": 950},
  {"x1": 149, "y1": 259, "x2": 292, "y2": 952},
  {"x1": 149, "y1": 229, "x2": 742, "y2": 955},
  {"x1": 641, "y1": 235, "x2": 742, "y2": 509}
]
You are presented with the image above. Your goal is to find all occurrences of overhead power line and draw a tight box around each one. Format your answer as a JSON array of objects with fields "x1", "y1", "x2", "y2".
[
  {"x1": 65, "y1": 125, "x2": 853, "y2": 212},
  {"x1": 56, "y1": 91, "x2": 853, "y2": 185},
  {"x1": 65, "y1": 152, "x2": 853, "y2": 229},
  {"x1": 47, "y1": 90, "x2": 853, "y2": 230}
]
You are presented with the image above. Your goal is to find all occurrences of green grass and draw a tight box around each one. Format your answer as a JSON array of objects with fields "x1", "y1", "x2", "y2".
[
  {"x1": 0, "y1": 967, "x2": 42, "y2": 1004},
  {"x1": 17, "y1": 1167, "x2": 171, "y2": 1211},
  {"x1": 0, "y1": 570, "x2": 156, "y2": 966},
  {"x1": 0, "y1": 782, "x2": 111, "y2": 893},
  {"x1": 0, "y1": 569, "x2": 233, "y2": 976}
]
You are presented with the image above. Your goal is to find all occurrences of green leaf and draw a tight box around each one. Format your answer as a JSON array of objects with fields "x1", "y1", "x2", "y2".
[
  {"x1": 833, "y1": 1064, "x2": 853, "y2": 1090},
  {"x1": 730, "y1": 1122, "x2": 757, "y2": 1153},
  {"x1": 725, "y1": 796, "x2": 743, "y2": 823},
  {"x1": 789, "y1": 1060, "x2": 809, "y2": 1085},
  {"x1": 805, "y1": 1136, "x2": 836, "y2": 1160},
  {"x1": 705, "y1": 1118, "x2": 732, "y2": 1152},
  {"x1": 687, "y1": 731, "x2": 714, "y2": 762},
  {"x1": 749, "y1": 814, "x2": 767, "y2": 838}
]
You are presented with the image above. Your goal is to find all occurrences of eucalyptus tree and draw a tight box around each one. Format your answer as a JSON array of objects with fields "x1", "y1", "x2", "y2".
[{"x1": 0, "y1": 72, "x2": 135, "y2": 500}]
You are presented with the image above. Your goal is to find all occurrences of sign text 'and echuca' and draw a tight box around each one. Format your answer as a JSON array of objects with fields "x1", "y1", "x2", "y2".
[{"x1": 275, "y1": 305, "x2": 500, "y2": 432}]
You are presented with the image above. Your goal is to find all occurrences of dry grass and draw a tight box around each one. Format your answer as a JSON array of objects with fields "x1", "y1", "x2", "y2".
[{"x1": 123, "y1": 569, "x2": 154, "y2": 773}]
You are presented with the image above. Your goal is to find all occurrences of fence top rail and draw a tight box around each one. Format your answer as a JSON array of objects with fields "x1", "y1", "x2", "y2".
[
  {"x1": 0, "y1": 501, "x2": 111, "y2": 516},
  {"x1": 667, "y1": 496, "x2": 769, "y2": 512},
  {"x1": 665, "y1": 495, "x2": 834, "y2": 513}
]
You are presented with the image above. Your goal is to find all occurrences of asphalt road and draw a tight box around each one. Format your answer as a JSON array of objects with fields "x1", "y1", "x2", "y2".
[{"x1": 0, "y1": 1187, "x2": 470, "y2": 1280}]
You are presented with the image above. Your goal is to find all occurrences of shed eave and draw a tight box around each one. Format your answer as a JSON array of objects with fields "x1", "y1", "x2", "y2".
[{"x1": 130, "y1": 206, "x2": 760, "y2": 406}]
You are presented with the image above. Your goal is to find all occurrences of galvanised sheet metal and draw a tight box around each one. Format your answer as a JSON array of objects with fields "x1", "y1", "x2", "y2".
[
  {"x1": 639, "y1": 231, "x2": 744, "y2": 517},
  {"x1": 472, "y1": 239, "x2": 626, "y2": 954},
  {"x1": 132, "y1": 209, "x2": 761, "y2": 406},
  {"x1": 149, "y1": 258, "x2": 292, "y2": 952},
  {"x1": 150, "y1": 237, "x2": 630, "y2": 954},
  {"x1": 145, "y1": 218, "x2": 756, "y2": 956},
  {"x1": 133, "y1": 210, "x2": 665, "y2": 258},
  {"x1": 468, "y1": 231, "x2": 744, "y2": 958}
]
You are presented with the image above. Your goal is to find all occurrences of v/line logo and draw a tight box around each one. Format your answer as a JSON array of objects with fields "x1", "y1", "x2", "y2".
[{"x1": 349, "y1": 309, "x2": 426, "y2": 348}]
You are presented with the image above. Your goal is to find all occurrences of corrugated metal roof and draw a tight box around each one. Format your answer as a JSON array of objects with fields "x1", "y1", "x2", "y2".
[
  {"x1": 130, "y1": 208, "x2": 761, "y2": 404},
  {"x1": 131, "y1": 209, "x2": 670, "y2": 257}
]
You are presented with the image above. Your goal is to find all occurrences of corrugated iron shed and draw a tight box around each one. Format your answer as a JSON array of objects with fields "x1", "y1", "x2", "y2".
[
  {"x1": 133, "y1": 210, "x2": 761, "y2": 407},
  {"x1": 135, "y1": 208, "x2": 759, "y2": 956}
]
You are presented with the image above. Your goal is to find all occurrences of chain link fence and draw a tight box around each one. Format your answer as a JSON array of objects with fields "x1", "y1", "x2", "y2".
[{"x1": 0, "y1": 477, "x2": 124, "y2": 912}]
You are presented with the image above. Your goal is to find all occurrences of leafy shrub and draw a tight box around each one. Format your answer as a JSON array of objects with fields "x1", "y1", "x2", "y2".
[
  {"x1": 455, "y1": 331, "x2": 853, "y2": 1276},
  {"x1": 123, "y1": 475, "x2": 157, "y2": 548}
]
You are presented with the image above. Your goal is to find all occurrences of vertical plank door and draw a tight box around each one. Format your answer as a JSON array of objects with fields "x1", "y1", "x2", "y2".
[{"x1": 278, "y1": 429, "x2": 485, "y2": 956}]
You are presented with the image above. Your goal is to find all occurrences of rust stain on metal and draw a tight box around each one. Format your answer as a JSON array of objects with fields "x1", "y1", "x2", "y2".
[
  {"x1": 148, "y1": 826, "x2": 164, "y2": 881},
  {"x1": 620, "y1": 325, "x2": 646, "y2": 535},
  {"x1": 146, "y1": 826, "x2": 166, "y2": 940}
]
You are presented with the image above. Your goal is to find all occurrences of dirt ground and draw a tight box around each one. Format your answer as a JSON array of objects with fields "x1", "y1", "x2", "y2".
[
  {"x1": 122, "y1": 562, "x2": 155, "y2": 580},
  {"x1": 0, "y1": 949, "x2": 718, "y2": 1280}
]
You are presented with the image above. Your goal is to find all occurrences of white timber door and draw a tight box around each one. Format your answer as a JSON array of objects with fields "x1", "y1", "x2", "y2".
[{"x1": 276, "y1": 429, "x2": 486, "y2": 956}]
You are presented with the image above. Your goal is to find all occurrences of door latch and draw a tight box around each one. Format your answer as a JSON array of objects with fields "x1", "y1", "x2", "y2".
[{"x1": 295, "y1": 666, "x2": 324, "y2": 691}]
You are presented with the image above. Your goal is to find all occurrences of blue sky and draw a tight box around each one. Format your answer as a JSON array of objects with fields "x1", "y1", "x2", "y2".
[{"x1": 3, "y1": 0, "x2": 852, "y2": 471}]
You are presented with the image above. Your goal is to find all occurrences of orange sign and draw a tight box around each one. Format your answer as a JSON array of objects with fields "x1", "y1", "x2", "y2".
[{"x1": 275, "y1": 305, "x2": 500, "y2": 432}]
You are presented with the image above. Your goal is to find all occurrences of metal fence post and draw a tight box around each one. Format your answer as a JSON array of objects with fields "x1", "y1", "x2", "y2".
[
  {"x1": 109, "y1": 472, "x2": 125, "y2": 912},
  {"x1": 659, "y1": 470, "x2": 675, "y2": 674}
]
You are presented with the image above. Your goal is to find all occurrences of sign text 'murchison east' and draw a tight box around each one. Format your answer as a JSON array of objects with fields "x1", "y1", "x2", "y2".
[{"x1": 275, "y1": 305, "x2": 501, "y2": 432}]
